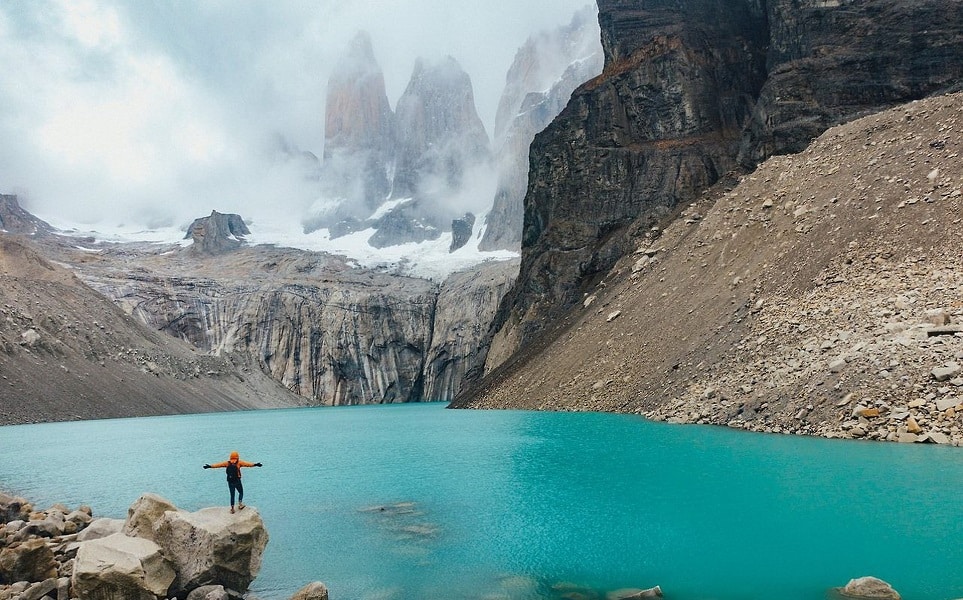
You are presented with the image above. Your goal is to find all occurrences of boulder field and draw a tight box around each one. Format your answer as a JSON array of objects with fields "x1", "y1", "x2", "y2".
[{"x1": 0, "y1": 491, "x2": 327, "y2": 600}]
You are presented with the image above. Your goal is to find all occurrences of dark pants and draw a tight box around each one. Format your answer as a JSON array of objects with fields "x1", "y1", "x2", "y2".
[{"x1": 228, "y1": 478, "x2": 244, "y2": 506}]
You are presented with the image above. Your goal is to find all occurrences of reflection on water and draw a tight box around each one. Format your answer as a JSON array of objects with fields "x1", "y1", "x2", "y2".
[{"x1": 1, "y1": 403, "x2": 962, "y2": 600}]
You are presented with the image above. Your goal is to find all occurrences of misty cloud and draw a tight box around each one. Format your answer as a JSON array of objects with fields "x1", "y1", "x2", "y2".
[{"x1": 0, "y1": 0, "x2": 593, "y2": 238}]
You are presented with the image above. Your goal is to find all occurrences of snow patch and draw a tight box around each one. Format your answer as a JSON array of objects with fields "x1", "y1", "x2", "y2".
[{"x1": 43, "y1": 212, "x2": 516, "y2": 281}]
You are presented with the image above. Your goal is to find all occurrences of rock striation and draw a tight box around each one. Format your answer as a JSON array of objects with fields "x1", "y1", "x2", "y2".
[
  {"x1": 66, "y1": 241, "x2": 517, "y2": 407},
  {"x1": 484, "y1": 0, "x2": 963, "y2": 372}
]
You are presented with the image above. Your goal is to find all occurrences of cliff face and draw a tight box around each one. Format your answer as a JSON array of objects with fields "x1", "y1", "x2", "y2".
[
  {"x1": 69, "y1": 245, "x2": 515, "y2": 406},
  {"x1": 484, "y1": 0, "x2": 963, "y2": 371},
  {"x1": 479, "y1": 7, "x2": 604, "y2": 251},
  {"x1": 424, "y1": 259, "x2": 518, "y2": 400},
  {"x1": 741, "y1": 0, "x2": 963, "y2": 164},
  {"x1": 392, "y1": 57, "x2": 492, "y2": 201},
  {"x1": 369, "y1": 57, "x2": 493, "y2": 248}
]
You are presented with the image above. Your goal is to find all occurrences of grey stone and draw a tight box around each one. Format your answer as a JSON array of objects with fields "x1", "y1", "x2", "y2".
[
  {"x1": 936, "y1": 397, "x2": 960, "y2": 411},
  {"x1": 76, "y1": 517, "x2": 124, "y2": 542},
  {"x1": 72, "y1": 533, "x2": 175, "y2": 600},
  {"x1": 840, "y1": 576, "x2": 901, "y2": 599},
  {"x1": 19, "y1": 577, "x2": 58, "y2": 600},
  {"x1": 290, "y1": 581, "x2": 330, "y2": 600},
  {"x1": 919, "y1": 432, "x2": 951, "y2": 444},
  {"x1": 153, "y1": 505, "x2": 268, "y2": 597},
  {"x1": 124, "y1": 493, "x2": 177, "y2": 542},
  {"x1": 20, "y1": 328, "x2": 40, "y2": 346},
  {"x1": 0, "y1": 538, "x2": 58, "y2": 582},
  {"x1": 932, "y1": 363, "x2": 961, "y2": 382},
  {"x1": 186, "y1": 584, "x2": 230, "y2": 600},
  {"x1": 897, "y1": 432, "x2": 919, "y2": 444}
]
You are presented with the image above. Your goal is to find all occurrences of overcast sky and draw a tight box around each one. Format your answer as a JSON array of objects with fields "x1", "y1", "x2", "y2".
[{"x1": 0, "y1": 0, "x2": 594, "y2": 229}]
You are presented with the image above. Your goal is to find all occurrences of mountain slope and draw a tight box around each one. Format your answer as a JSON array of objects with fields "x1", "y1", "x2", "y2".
[
  {"x1": 484, "y1": 0, "x2": 963, "y2": 369},
  {"x1": 454, "y1": 92, "x2": 963, "y2": 443},
  {"x1": 0, "y1": 236, "x2": 304, "y2": 425}
]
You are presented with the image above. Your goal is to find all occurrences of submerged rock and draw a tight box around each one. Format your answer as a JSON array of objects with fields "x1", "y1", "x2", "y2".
[
  {"x1": 839, "y1": 576, "x2": 901, "y2": 600},
  {"x1": 608, "y1": 585, "x2": 663, "y2": 599},
  {"x1": 290, "y1": 581, "x2": 330, "y2": 600}
]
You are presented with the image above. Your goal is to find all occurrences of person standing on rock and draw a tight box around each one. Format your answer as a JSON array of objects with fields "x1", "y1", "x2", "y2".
[{"x1": 203, "y1": 451, "x2": 262, "y2": 513}]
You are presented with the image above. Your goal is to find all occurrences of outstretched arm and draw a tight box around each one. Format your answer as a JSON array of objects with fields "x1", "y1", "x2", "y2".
[
  {"x1": 205, "y1": 461, "x2": 229, "y2": 469},
  {"x1": 238, "y1": 460, "x2": 261, "y2": 468}
]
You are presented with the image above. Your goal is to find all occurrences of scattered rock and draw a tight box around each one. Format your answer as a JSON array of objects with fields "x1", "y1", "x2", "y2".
[
  {"x1": 186, "y1": 584, "x2": 231, "y2": 600},
  {"x1": 76, "y1": 517, "x2": 125, "y2": 541},
  {"x1": 19, "y1": 329, "x2": 40, "y2": 347}
]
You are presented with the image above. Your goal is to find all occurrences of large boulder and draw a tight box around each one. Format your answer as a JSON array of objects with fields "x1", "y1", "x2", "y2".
[
  {"x1": 72, "y1": 532, "x2": 176, "y2": 600},
  {"x1": 0, "y1": 538, "x2": 58, "y2": 583},
  {"x1": 0, "y1": 492, "x2": 31, "y2": 523},
  {"x1": 123, "y1": 493, "x2": 177, "y2": 542},
  {"x1": 153, "y1": 506, "x2": 268, "y2": 596},
  {"x1": 77, "y1": 517, "x2": 125, "y2": 542}
]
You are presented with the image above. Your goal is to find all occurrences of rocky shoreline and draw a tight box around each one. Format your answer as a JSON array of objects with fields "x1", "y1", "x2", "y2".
[
  {"x1": 0, "y1": 491, "x2": 327, "y2": 600},
  {"x1": 1, "y1": 491, "x2": 909, "y2": 600}
]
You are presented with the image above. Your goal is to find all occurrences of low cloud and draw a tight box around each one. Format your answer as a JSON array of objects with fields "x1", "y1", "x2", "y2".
[{"x1": 0, "y1": 0, "x2": 592, "y2": 232}]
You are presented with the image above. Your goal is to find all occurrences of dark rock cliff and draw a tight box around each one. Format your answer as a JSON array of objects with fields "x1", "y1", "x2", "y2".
[
  {"x1": 482, "y1": 0, "x2": 963, "y2": 372},
  {"x1": 479, "y1": 7, "x2": 604, "y2": 251},
  {"x1": 741, "y1": 0, "x2": 963, "y2": 164},
  {"x1": 0, "y1": 195, "x2": 52, "y2": 236}
]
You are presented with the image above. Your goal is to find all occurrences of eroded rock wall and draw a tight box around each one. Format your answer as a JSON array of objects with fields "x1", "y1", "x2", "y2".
[
  {"x1": 484, "y1": 0, "x2": 963, "y2": 372},
  {"x1": 76, "y1": 248, "x2": 515, "y2": 406}
]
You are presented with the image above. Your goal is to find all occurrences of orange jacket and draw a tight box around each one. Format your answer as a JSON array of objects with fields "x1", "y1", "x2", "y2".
[{"x1": 210, "y1": 452, "x2": 256, "y2": 478}]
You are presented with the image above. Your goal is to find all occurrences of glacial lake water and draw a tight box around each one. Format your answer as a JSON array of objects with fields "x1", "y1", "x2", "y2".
[{"x1": 1, "y1": 402, "x2": 962, "y2": 600}]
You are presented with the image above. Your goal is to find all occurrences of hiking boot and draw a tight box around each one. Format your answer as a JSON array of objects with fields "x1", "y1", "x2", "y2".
[
  {"x1": 230, "y1": 507, "x2": 235, "y2": 514},
  {"x1": 238, "y1": 503, "x2": 245, "y2": 510}
]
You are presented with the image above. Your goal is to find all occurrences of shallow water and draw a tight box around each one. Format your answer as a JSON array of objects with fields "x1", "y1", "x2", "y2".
[{"x1": 1, "y1": 403, "x2": 962, "y2": 600}]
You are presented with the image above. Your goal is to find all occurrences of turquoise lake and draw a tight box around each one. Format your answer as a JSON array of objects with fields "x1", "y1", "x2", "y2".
[{"x1": 1, "y1": 402, "x2": 962, "y2": 600}]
